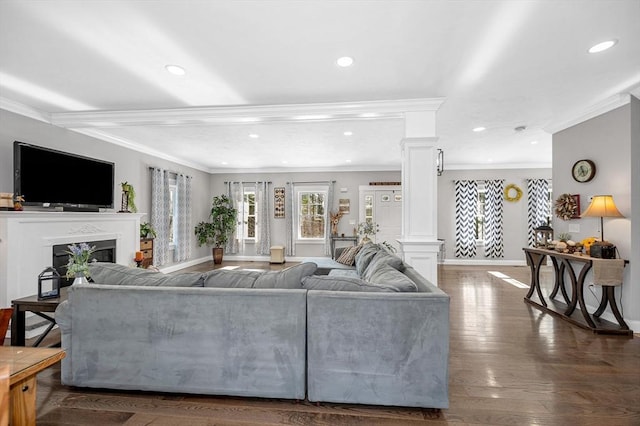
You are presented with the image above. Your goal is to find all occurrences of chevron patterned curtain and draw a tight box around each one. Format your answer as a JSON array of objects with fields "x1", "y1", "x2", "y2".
[
  {"x1": 455, "y1": 180, "x2": 478, "y2": 258},
  {"x1": 484, "y1": 179, "x2": 504, "y2": 258},
  {"x1": 526, "y1": 179, "x2": 550, "y2": 246}
]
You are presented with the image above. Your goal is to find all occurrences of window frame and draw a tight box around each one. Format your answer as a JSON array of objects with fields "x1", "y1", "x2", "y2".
[{"x1": 294, "y1": 185, "x2": 328, "y2": 242}]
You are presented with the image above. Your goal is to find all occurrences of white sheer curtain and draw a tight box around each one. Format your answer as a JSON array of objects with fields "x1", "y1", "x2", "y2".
[
  {"x1": 173, "y1": 173, "x2": 192, "y2": 263},
  {"x1": 150, "y1": 168, "x2": 170, "y2": 266},
  {"x1": 225, "y1": 182, "x2": 242, "y2": 255},
  {"x1": 255, "y1": 181, "x2": 271, "y2": 255}
]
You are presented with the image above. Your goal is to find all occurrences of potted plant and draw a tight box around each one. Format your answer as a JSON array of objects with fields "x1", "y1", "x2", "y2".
[
  {"x1": 140, "y1": 222, "x2": 157, "y2": 239},
  {"x1": 195, "y1": 194, "x2": 237, "y2": 264},
  {"x1": 120, "y1": 181, "x2": 137, "y2": 213}
]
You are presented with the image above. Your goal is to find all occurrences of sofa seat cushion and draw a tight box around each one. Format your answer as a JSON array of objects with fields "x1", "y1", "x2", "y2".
[
  {"x1": 89, "y1": 262, "x2": 205, "y2": 287},
  {"x1": 301, "y1": 257, "x2": 354, "y2": 275},
  {"x1": 253, "y1": 262, "x2": 318, "y2": 289},
  {"x1": 328, "y1": 269, "x2": 359, "y2": 278},
  {"x1": 302, "y1": 275, "x2": 398, "y2": 292}
]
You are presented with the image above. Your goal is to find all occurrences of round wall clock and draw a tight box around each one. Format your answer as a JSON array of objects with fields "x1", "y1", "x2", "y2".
[{"x1": 571, "y1": 159, "x2": 596, "y2": 183}]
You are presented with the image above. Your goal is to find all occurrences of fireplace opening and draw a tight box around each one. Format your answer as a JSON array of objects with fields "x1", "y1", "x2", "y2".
[{"x1": 52, "y1": 239, "x2": 116, "y2": 286}]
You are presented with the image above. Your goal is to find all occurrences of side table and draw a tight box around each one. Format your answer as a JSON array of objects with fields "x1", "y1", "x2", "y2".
[{"x1": 11, "y1": 288, "x2": 67, "y2": 347}]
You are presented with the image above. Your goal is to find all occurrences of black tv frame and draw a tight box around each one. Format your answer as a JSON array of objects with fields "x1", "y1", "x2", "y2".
[{"x1": 13, "y1": 141, "x2": 115, "y2": 212}]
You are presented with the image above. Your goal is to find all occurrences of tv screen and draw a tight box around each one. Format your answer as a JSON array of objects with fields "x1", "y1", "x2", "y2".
[{"x1": 14, "y1": 141, "x2": 115, "y2": 211}]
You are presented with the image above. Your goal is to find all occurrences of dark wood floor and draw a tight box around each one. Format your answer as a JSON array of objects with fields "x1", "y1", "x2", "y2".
[{"x1": 21, "y1": 263, "x2": 640, "y2": 425}]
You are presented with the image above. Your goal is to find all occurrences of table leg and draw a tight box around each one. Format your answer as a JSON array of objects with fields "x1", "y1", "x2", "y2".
[
  {"x1": 574, "y1": 262, "x2": 595, "y2": 329},
  {"x1": 593, "y1": 286, "x2": 629, "y2": 330},
  {"x1": 525, "y1": 251, "x2": 547, "y2": 306},
  {"x1": 10, "y1": 375, "x2": 37, "y2": 426},
  {"x1": 10, "y1": 308, "x2": 26, "y2": 347}
]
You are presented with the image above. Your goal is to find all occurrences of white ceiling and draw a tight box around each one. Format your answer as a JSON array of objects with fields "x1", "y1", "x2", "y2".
[{"x1": 1, "y1": 1, "x2": 639, "y2": 173}]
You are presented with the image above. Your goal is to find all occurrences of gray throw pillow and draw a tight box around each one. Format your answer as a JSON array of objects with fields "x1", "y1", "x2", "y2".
[
  {"x1": 361, "y1": 250, "x2": 404, "y2": 281},
  {"x1": 202, "y1": 269, "x2": 263, "y2": 288},
  {"x1": 354, "y1": 242, "x2": 380, "y2": 276},
  {"x1": 302, "y1": 275, "x2": 397, "y2": 292},
  {"x1": 253, "y1": 262, "x2": 317, "y2": 289},
  {"x1": 88, "y1": 262, "x2": 204, "y2": 287},
  {"x1": 367, "y1": 263, "x2": 418, "y2": 292}
]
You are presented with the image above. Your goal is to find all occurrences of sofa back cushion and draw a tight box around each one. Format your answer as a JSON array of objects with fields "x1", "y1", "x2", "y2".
[
  {"x1": 367, "y1": 263, "x2": 418, "y2": 292},
  {"x1": 253, "y1": 262, "x2": 318, "y2": 289},
  {"x1": 354, "y1": 243, "x2": 380, "y2": 276},
  {"x1": 88, "y1": 262, "x2": 205, "y2": 287},
  {"x1": 202, "y1": 269, "x2": 264, "y2": 288},
  {"x1": 361, "y1": 250, "x2": 404, "y2": 281},
  {"x1": 302, "y1": 275, "x2": 398, "y2": 292}
]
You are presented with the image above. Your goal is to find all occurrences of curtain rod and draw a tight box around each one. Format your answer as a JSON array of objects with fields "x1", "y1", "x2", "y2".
[
  {"x1": 224, "y1": 181, "x2": 272, "y2": 184},
  {"x1": 148, "y1": 166, "x2": 191, "y2": 178},
  {"x1": 287, "y1": 180, "x2": 336, "y2": 184}
]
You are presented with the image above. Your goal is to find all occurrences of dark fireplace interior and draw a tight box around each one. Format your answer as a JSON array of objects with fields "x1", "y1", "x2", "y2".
[{"x1": 52, "y1": 239, "x2": 116, "y2": 286}]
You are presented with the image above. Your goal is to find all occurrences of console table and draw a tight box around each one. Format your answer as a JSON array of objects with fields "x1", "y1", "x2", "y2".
[
  {"x1": 330, "y1": 235, "x2": 358, "y2": 259},
  {"x1": 523, "y1": 248, "x2": 632, "y2": 336}
]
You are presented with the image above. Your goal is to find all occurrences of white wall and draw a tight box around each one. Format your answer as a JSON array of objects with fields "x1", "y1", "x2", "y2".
[
  {"x1": 552, "y1": 98, "x2": 638, "y2": 330},
  {"x1": 437, "y1": 168, "x2": 551, "y2": 263}
]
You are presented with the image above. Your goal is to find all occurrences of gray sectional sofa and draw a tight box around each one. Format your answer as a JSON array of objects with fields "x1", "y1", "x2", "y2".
[{"x1": 56, "y1": 243, "x2": 450, "y2": 408}]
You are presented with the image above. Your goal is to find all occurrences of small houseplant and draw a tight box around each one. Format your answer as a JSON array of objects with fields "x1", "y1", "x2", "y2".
[
  {"x1": 120, "y1": 181, "x2": 137, "y2": 213},
  {"x1": 195, "y1": 194, "x2": 237, "y2": 264},
  {"x1": 140, "y1": 222, "x2": 157, "y2": 239}
]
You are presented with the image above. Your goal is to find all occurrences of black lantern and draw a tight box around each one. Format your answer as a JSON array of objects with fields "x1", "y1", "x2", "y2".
[
  {"x1": 534, "y1": 225, "x2": 554, "y2": 248},
  {"x1": 38, "y1": 267, "x2": 61, "y2": 300}
]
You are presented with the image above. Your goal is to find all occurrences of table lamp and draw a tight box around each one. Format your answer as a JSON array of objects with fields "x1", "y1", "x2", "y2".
[{"x1": 580, "y1": 195, "x2": 624, "y2": 242}]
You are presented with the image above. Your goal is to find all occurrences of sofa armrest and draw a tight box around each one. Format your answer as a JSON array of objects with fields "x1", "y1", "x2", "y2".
[{"x1": 54, "y1": 300, "x2": 72, "y2": 385}]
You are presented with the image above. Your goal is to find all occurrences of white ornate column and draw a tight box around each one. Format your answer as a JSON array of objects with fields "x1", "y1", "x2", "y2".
[{"x1": 398, "y1": 106, "x2": 443, "y2": 286}]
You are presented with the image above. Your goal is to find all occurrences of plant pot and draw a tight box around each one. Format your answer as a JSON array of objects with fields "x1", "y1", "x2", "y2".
[{"x1": 212, "y1": 247, "x2": 224, "y2": 264}]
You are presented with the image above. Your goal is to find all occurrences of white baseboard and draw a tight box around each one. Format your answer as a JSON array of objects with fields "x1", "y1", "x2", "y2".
[{"x1": 443, "y1": 259, "x2": 527, "y2": 266}]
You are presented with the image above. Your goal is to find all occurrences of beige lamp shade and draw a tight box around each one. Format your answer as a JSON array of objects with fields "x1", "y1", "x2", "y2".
[
  {"x1": 581, "y1": 195, "x2": 624, "y2": 218},
  {"x1": 581, "y1": 195, "x2": 624, "y2": 242}
]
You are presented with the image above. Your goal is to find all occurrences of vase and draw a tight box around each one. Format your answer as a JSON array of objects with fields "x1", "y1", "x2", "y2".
[{"x1": 73, "y1": 273, "x2": 88, "y2": 285}]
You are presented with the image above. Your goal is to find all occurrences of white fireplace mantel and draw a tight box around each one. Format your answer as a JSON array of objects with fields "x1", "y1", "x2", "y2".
[{"x1": 0, "y1": 211, "x2": 144, "y2": 307}]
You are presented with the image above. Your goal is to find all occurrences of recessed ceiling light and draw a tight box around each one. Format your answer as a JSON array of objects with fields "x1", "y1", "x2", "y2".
[
  {"x1": 344, "y1": 131, "x2": 353, "y2": 136},
  {"x1": 336, "y1": 56, "x2": 354, "y2": 67},
  {"x1": 165, "y1": 64, "x2": 186, "y2": 75},
  {"x1": 346, "y1": 159, "x2": 352, "y2": 163},
  {"x1": 249, "y1": 133, "x2": 259, "y2": 138},
  {"x1": 588, "y1": 40, "x2": 618, "y2": 53},
  {"x1": 473, "y1": 127, "x2": 486, "y2": 132},
  {"x1": 531, "y1": 140, "x2": 539, "y2": 145},
  {"x1": 359, "y1": 113, "x2": 379, "y2": 118},
  {"x1": 282, "y1": 160, "x2": 288, "y2": 164},
  {"x1": 221, "y1": 161, "x2": 228, "y2": 165}
]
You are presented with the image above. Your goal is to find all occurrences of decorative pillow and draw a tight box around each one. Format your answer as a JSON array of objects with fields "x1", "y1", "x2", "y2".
[
  {"x1": 367, "y1": 263, "x2": 418, "y2": 292},
  {"x1": 336, "y1": 244, "x2": 363, "y2": 266},
  {"x1": 361, "y1": 250, "x2": 404, "y2": 281},
  {"x1": 354, "y1": 242, "x2": 381, "y2": 276},
  {"x1": 301, "y1": 275, "x2": 397, "y2": 292},
  {"x1": 202, "y1": 269, "x2": 263, "y2": 288},
  {"x1": 88, "y1": 262, "x2": 205, "y2": 287},
  {"x1": 253, "y1": 262, "x2": 318, "y2": 289}
]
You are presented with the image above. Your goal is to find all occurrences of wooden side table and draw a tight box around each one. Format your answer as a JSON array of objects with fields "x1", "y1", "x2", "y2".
[
  {"x1": 140, "y1": 238, "x2": 154, "y2": 268},
  {"x1": 11, "y1": 288, "x2": 66, "y2": 347},
  {"x1": 0, "y1": 346, "x2": 65, "y2": 425}
]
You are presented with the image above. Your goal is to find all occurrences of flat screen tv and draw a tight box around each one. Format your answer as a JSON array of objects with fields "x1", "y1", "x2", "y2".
[{"x1": 14, "y1": 141, "x2": 115, "y2": 212}]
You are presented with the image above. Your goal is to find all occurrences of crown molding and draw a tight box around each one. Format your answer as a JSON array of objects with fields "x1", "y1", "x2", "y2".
[
  {"x1": 0, "y1": 97, "x2": 51, "y2": 123},
  {"x1": 49, "y1": 98, "x2": 446, "y2": 128},
  {"x1": 544, "y1": 93, "x2": 631, "y2": 134}
]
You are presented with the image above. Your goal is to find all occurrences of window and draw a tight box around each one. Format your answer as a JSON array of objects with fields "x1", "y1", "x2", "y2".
[
  {"x1": 296, "y1": 188, "x2": 327, "y2": 240},
  {"x1": 242, "y1": 188, "x2": 256, "y2": 239}
]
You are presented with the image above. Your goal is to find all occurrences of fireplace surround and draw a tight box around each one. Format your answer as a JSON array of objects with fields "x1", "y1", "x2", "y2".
[{"x1": 0, "y1": 211, "x2": 144, "y2": 309}]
